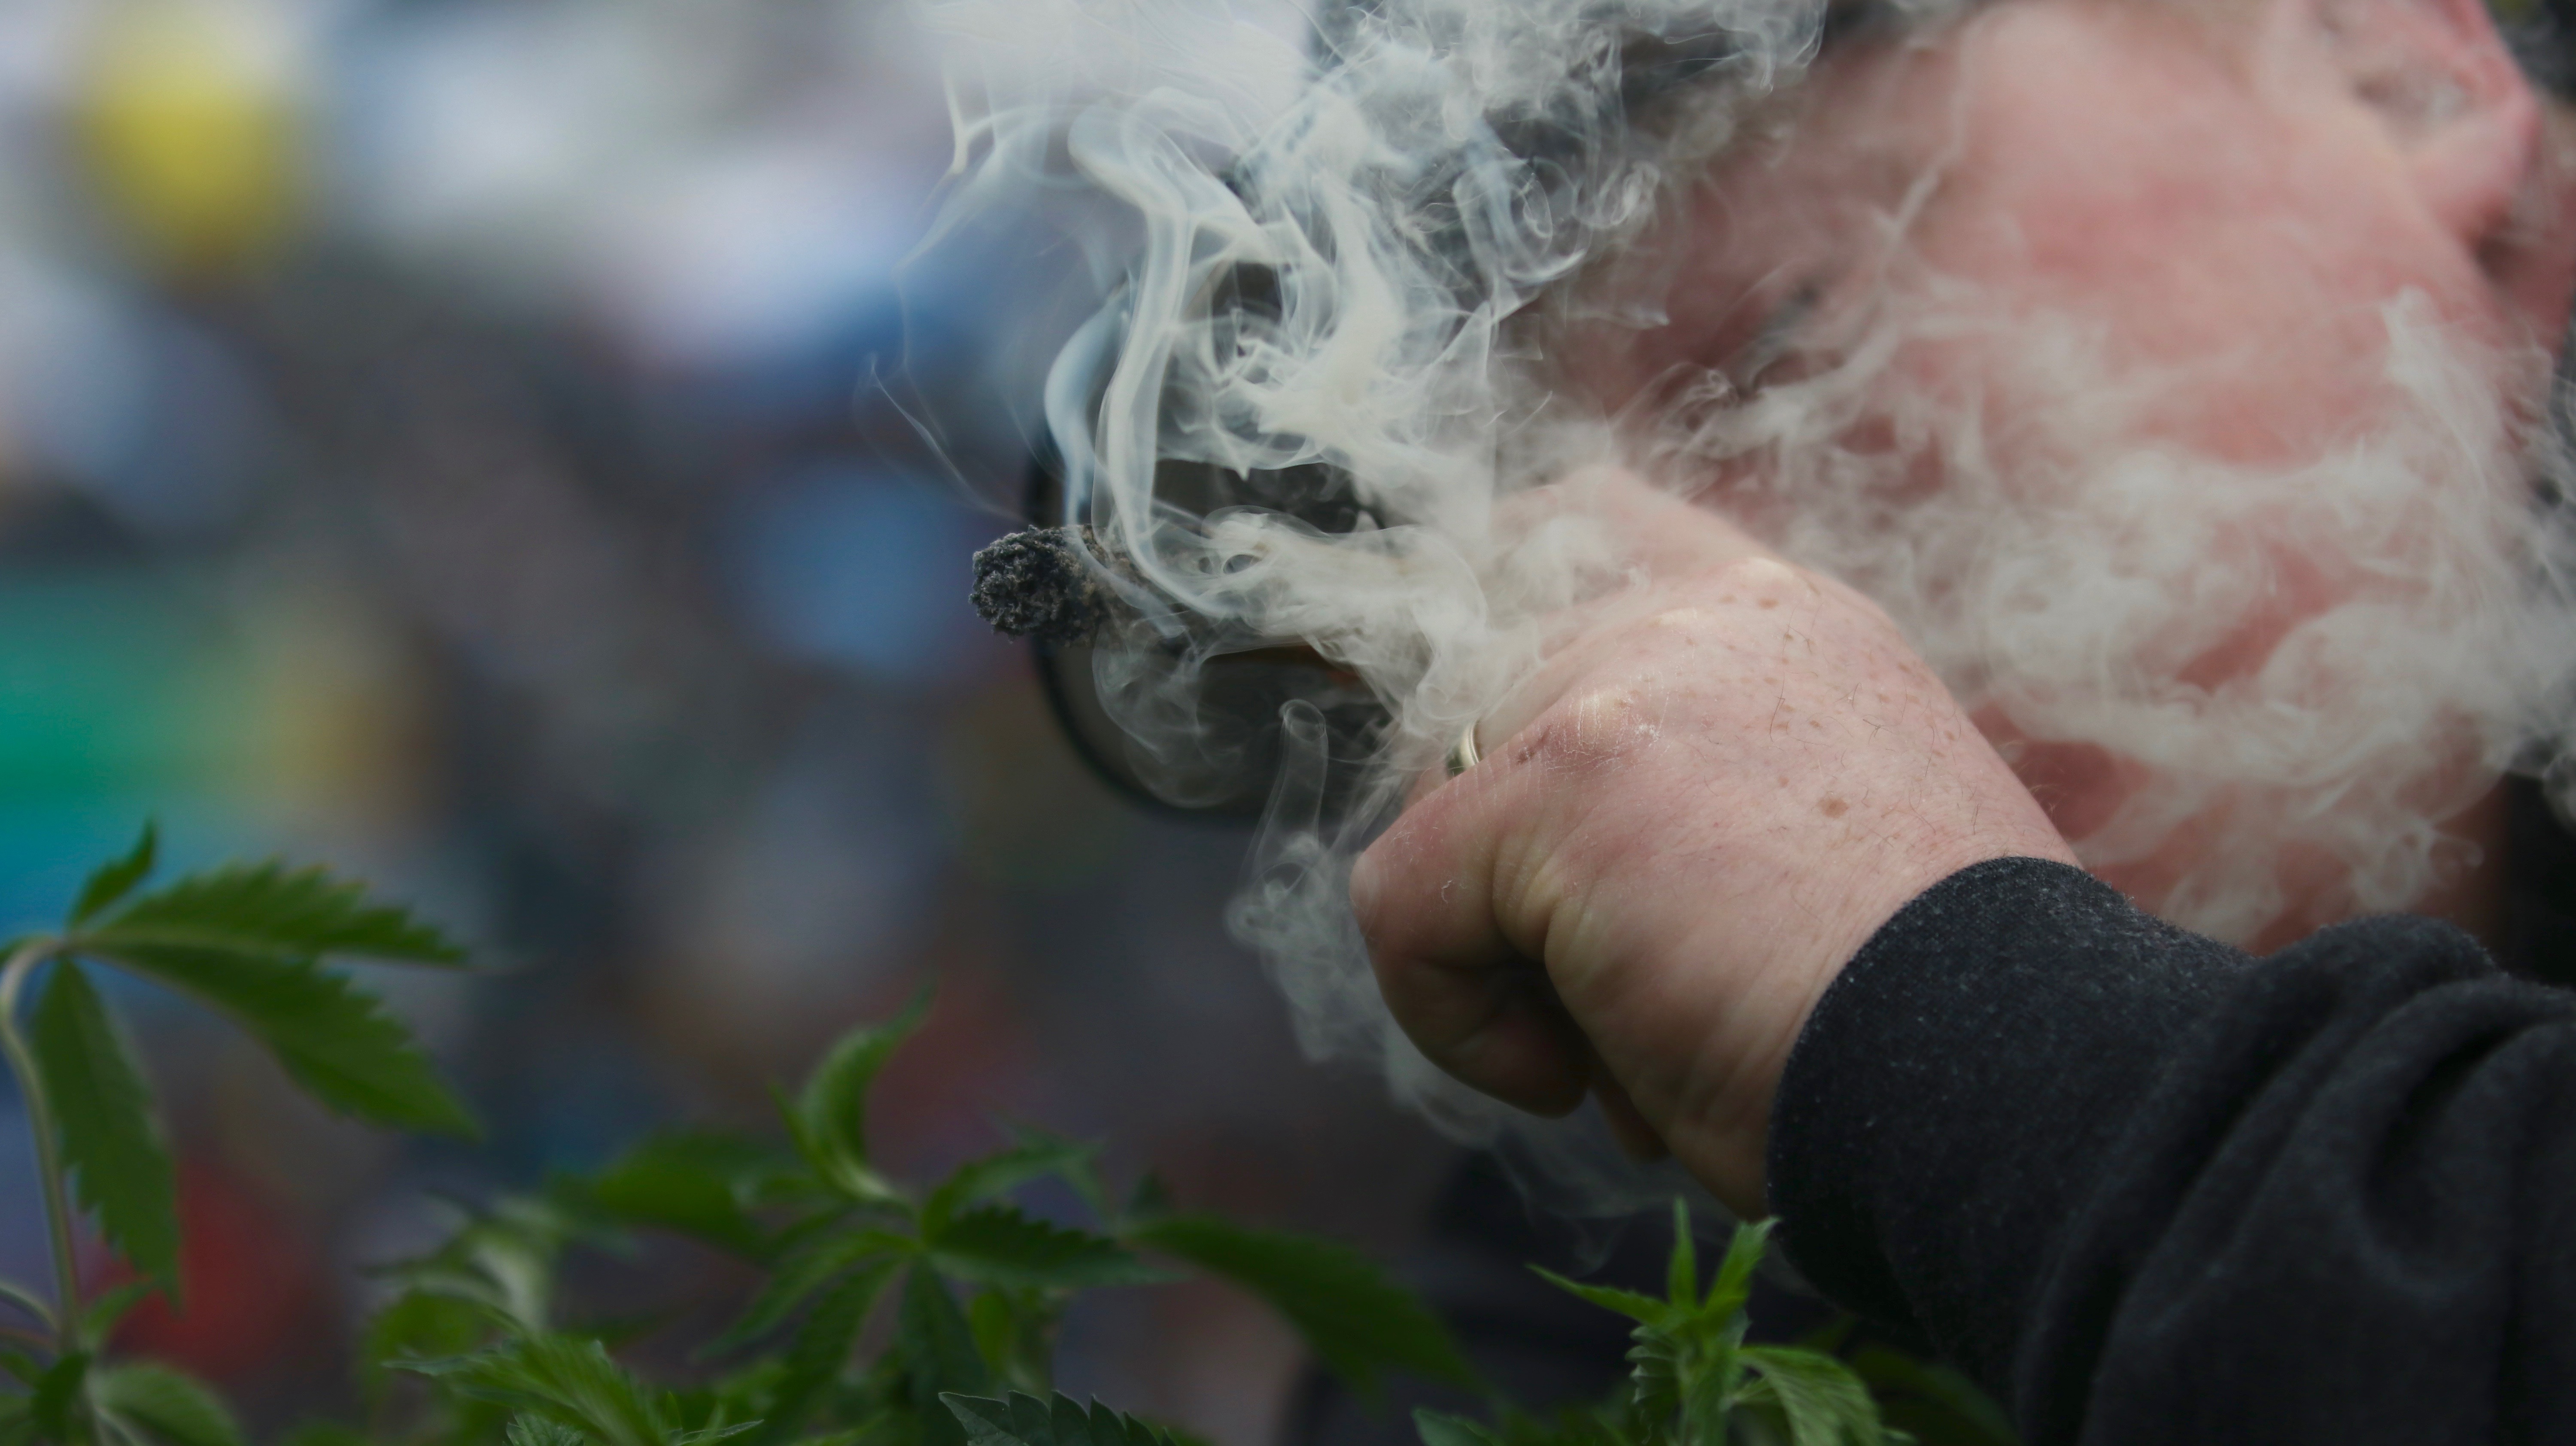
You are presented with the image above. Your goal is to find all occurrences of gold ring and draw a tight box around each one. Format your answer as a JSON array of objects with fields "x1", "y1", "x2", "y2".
[{"x1": 1444, "y1": 721, "x2": 1483, "y2": 778}]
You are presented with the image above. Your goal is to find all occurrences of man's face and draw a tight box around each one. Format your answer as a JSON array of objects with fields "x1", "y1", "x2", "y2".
[
  {"x1": 1574, "y1": 0, "x2": 2576, "y2": 944},
  {"x1": 1615, "y1": 0, "x2": 2533, "y2": 453}
]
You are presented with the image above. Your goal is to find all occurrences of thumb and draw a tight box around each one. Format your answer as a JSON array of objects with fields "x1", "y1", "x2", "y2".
[{"x1": 1350, "y1": 772, "x2": 1592, "y2": 1117}]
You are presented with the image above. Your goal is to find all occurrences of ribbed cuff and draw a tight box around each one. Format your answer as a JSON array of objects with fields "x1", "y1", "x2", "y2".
[{"x1": 1764, "y1": 857, "x2": 2247, "y2": 1385}]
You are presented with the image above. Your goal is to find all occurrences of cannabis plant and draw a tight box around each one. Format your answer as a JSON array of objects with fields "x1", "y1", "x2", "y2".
[
  {"x1": 0, "y1": 824, "x2": 476, "y2": 1446},
  {"x1": 0, "y1": 828, "x2": 2015, "y2": 1446},
  {"x1": 355, "y1": 988, "x2": 1484, "y2": 1446}
]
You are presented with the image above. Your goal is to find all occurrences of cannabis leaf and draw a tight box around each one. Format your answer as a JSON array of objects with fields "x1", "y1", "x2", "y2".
[
  {"x1": 588, "y1": 1132, "x2": 785, "y2": 1259},
  {"x1": 1534, "y1": 1202, "x2": 1902, "y2": 1446},
  {"x1": 0, "y1": 835, "x2": 482, "y2": 1377},
  {"x1": 80, "y1": 1281, "x2": 159, "y2": 1341},
  {"x1": 373, "y1": 1196, "x2": 594, "y2": 1341},
  {"x1": 28, "y1": 962, "x2": 178, "y2": 1290},
  {"x1": 929, "y1": 1207, "x2": 1168, "y2": 1292},
  {"x1": 901, "y1": 1267, "x2": 989, "y2": 1446},
  {"x1": 757, "y1": 1259, "x2": 902, "y2": 1441},
  {"x1": 922, "y1": 1135, "x2": 1101, "y2": 1235},
  {"x1": 1740, "y1": 1347, "x2": 1885, "y2": 1446},
  {"x1": 941, "y1": 1392, "x2": 1182, "y2": 1446},
  {"x1": 91, "y1": 1363, "x2": 244, "y2": 1446},
  {"x1": 1525, "y1": 1271, "x2": 1673, "y2": 1331},
  {"x1": 30, "y1": 1351, "x2": 88, "y2": 1445},
  {"x1": 48, "y1": 844, "x2": 477, "y2": 1139},
  {"x1": 1410, "y1": 1410, "x2": 1498, "y2": 1446},
  {"x1": 88, "y1": 945, "x2": 474, "y2": 1135},
  {"x1": 709, "y1": 1233, "x2": 908, "y2": 1357},
  {"x1": 786, "y1": 990, "x2": 928, "y2": 1202},
  {"x1": 395, "y1": 1337, "x2": 674, "y2": 1446},
  {"x1": 506, "y1": 1418, "x2": 586, "y2": 1446},
  {"x1": 79, "y1": 861, "x2": 464, "y2": 965},
  {"x1": 70, "y1": 825, "x2": 157, "y2": 928}
]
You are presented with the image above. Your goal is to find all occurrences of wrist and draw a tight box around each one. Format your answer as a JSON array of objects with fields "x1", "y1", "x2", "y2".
[{"x1": 1665, "y1": 826, "x2": 2078, "y2": 1216}]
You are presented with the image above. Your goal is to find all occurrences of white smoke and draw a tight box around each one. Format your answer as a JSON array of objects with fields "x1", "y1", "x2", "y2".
[
  {"x1": 925, "y1": 0, "x2": 2576, "y2": 1212},
  {"x1": 1654, "y1": 283, "x2": 2576, "y2": 944},
  {"x1": 928, "y1": 0, "x2": 1853, "y2": 1210}
]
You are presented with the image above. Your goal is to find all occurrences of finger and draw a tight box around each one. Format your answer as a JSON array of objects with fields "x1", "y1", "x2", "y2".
[
  {"x1": 1589, "y1": 1063, "x2": 1671, "y2": 1164},
  {"x1": 1451, "y1": 476, "x2": 1778, "y2": 773},
  {"x1": 1352, "y1": 785, "x2": 1591, "y2": 1116}
]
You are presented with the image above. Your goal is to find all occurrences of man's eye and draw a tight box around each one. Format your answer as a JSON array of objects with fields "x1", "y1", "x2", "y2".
[{"x1": 1724, "y1": 281, "x2": 1823, "y2": 394}]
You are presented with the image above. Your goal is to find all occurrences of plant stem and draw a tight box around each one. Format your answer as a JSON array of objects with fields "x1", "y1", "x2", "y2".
[
  {"x1": 0, "y1": 1277, "x2": 54, "y2": 1333},
  {"x1": 0, "y1": 940, "x2": 79, "y2": 1356}
]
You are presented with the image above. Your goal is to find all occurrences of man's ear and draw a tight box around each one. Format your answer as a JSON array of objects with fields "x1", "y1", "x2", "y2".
[{"x1": 2280, "y1": 0, "x2": 2542, "y2": 244}]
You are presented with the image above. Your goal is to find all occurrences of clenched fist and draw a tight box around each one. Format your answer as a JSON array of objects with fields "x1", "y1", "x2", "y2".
[{"x1": 1350, "y1": 471, "x2": 2076, "y2": 1216}]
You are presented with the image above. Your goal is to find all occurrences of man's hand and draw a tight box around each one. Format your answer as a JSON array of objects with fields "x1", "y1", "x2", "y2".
[{"x1": 1350, "y1": 471, "x2": 2076, "y2": 1215}]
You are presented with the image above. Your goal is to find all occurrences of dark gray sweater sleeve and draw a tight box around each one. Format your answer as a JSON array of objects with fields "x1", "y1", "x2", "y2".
[{"x1": 1766, "y1": 857, "x2": 2576, "y2": 1445}]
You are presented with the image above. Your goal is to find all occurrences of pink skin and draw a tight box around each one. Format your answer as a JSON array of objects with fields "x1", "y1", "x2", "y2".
[{"x1": 1352, "y1": 0, "x2": 2576, "y2": 1215}]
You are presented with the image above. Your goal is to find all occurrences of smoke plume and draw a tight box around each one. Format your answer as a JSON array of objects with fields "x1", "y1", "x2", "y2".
[{"x1": 927, "y1": 0, "x2": 2576, "y2": 1212}]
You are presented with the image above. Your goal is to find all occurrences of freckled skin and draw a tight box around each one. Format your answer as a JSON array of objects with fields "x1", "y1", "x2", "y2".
[
  {"x1": 1354, "y1": 0, "x2": 2576, "y2": 1214},
  {"x1": 1353, "y1": 476, "x2": 2075, "y2": 1212}
]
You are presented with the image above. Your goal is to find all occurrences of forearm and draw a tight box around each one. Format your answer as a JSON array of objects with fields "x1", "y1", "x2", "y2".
[{"x1": 1768, "y1": 858, "x2": 2576, "y2": 1443}]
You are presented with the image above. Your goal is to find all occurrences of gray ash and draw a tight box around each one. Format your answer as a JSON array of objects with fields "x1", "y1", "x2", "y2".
[{"x1": 971, "y1": 527, "x2": 1114, "y2": 645}]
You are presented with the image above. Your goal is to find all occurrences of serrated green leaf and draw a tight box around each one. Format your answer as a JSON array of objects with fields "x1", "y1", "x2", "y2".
[
  {"x1": 1626, "y1": 1329, "x2": 1685, "y2": 1426},
  {"x1": 88, "y1": 943, "x2": 475, "y2": 1136},
  {"x1": 395, "y1": 1337, "x2": 666, "y2": 1446},
  {"x1": 31, "y1": 1351, "x2": 89, "y2": 1446},
  {"x1": 965, "y1": 1294, "x2": 1016, "y2": 1387},
  {"x1": 81, "y1": 1281, "x2": 158, "y2": 1341},
  {"x1": 667, "y1": 1375, "x2": 776, "y2": 1441},
  {"x1": 1664, "y1": 1200, "x2": 1697, "y2": 1309},
  {"x1": 364, "y1": 1289, "x2": 490, "y2": 1394},
  {"x1": 376, "y1": 1195, "x2": 592, "y2": 1342},
  {"x1": 0, "y1": 1280, "x2": 55, "y2": 1333},
  {"x1": 939, "y1": 1395, "x2": 1019, "y2": 1446},
  {"x1": 91, "y1": 1364, "x2": 242, "y2": 1446},
  {"x1": 1411, "y1": 1410, "x2": 1500, "y2": 1446},
  {"x1": 504, "y1": 1417, "x2": 584, "y2": 1446},
  {"x1": 1708, "y1": 1219, "x2": 1772, "y2": 1318},
  {"x1": 70, "y1": 825, "x2": 157, "y2": 927},
  {"x1": 791, "y1": 992, "x2": 930, "y2": 1202},
  {"x1": 759, "y1": 1259, "x2": 900, "y2": 1442},
  {"x1": 82, "y1": 861, "x2": 462, "y2": 965},
  {"x1": 900, "y1": 1267, "x2": 987, "y2": 1446},
  {"x1": 929, "y1": 1207, "x2": 1169, "y2": 1292},
  {"x1": 938, "y1": 1393, "x2": 1179, "y2": 1446},
  {"x1": 707, "y1": 1231, "x2": 911, "y2": 1357},
  {"x1": 1741, "y1": 1347, "x2": 1882, "y2": 1446},
  {"x1": 923, "y1": 1136, "x2": 1099, "y2": 1235},
  {"x1": 1531, "y1": 1268, "x2": 1674, "y2": 1330},
  {"x1": 1127, "y1": 1214, "x2": 1476, "y2": 1400},
  {"x1": 588, "y1": 1133, "x2": 783, "y2": 1259},
  {"x1": 671, "y1": 1425, "x2": 763, "y2": 1446},
  {"x1": 28, "y1": 962, "x2": 178, "y2": 1290}
]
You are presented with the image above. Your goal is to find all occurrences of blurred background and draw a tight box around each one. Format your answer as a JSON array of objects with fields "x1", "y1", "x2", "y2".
[{"x1": 0, "y1": 0, "x2": 1453, "y2": 1439}]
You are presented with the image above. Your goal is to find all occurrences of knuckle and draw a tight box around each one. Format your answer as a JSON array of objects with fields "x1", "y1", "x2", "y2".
[
  {"x1": 1504, "y1": 682, "x2": 1664, "y2": 777},
  {"x1": 1710, "y1": 554, "x2": 1810, "y2": 600},
  {"x1": 1347, "y1": 845, "x2": 1398, "y2": 939}
]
